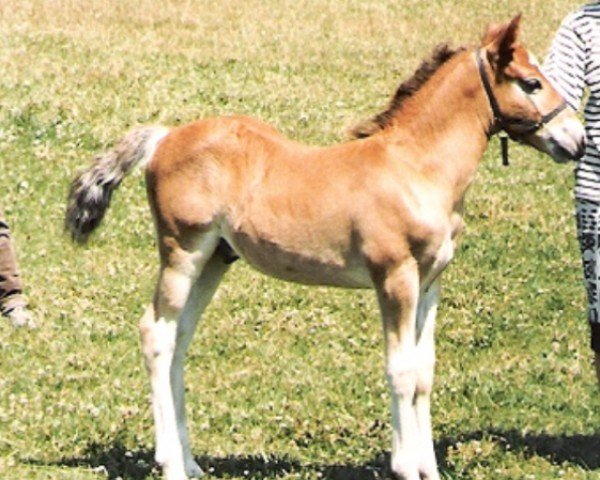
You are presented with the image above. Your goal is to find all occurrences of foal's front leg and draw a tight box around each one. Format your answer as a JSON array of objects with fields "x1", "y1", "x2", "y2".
[
  {"x1": 376, "y1": 264, "x2": 421, "y2": 480},
  {"x1": 414, "y1": 281, "x2": 441, "y2": 480}
]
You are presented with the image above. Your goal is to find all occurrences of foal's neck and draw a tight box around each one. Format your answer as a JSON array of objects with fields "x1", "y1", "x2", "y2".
[{"x1": 387, "y1": 50, "x2": 492, "y2": 211}]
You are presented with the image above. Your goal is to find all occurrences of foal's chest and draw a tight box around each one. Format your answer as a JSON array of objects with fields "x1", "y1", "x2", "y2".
[{"x1": 418, "y1": 212, "x2": 463, "y2": 288}]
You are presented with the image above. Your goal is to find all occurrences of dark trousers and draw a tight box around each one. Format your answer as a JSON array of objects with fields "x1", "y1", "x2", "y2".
[
  {"x1": 575, "y1": 199, "x2": 600, "y2": 352},
  {"x1": 0, "y1": 213, "x2": 25, "y2": 312}
]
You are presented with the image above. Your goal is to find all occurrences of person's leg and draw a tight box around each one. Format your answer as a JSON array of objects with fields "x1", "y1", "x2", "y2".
[
  {"x1": 591, "y1": 320, "x2": 600, "y2": 386},
  {"x1": 575, "y1": 198, "x2": 600, "y2": 385},
  {"x1": 595, "y1": 350, "x2": 600, "y2": 387},
  {"x1": 0, "y1": 213, "x2": 31, "y2": 327}
]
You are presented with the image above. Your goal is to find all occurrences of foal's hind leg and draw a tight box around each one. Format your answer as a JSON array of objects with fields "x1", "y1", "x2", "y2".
[
  {"x1": 172, "y1": 253, "x2": 230, "y2": 477},
  {"x1": 140, "y1": 232, "x2": 220, "y2": 480}
]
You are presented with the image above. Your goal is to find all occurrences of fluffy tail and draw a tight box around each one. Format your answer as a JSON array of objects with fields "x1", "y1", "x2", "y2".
[{"x1": 66, "y1": 125, "x2": 170, "y2": 243}]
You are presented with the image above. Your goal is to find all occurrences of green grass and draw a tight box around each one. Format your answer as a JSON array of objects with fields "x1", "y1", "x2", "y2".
[{"x1": 0, "y1": 0, "x2": 598, "y2": 479}]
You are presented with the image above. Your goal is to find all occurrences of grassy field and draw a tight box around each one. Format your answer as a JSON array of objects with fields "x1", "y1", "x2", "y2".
[{"x1": 0, "y1": 0, "x2": 598, "y2": 479}]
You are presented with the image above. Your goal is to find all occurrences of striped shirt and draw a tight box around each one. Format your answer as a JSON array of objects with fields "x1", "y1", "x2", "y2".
[{"x1": 543, "y1": 2, "x2": 600, "y2": 201}]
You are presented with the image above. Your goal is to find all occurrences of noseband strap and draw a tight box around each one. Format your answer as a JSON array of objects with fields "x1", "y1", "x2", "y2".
[
  {"x1": 539, "y1": 99, "x2": 568, "y2": 125},
  {"x1": 476, "y1": 49, "x2": 568, "y2": 139}
]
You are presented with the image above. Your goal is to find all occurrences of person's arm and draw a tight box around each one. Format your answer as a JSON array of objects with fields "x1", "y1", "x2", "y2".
[{"x1": 543, "y1": 13, "x2": 587, "y2": 111}]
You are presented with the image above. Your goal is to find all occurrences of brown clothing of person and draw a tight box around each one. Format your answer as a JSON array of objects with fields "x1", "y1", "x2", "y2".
[{"x1": 0, "y1": 213, "x2": 26, "y2": 313}]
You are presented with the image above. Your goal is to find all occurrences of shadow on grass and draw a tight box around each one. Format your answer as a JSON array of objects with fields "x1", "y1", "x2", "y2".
[
  {"x1": 435, "y1": 429, "x2": 600, "y2": 471},
  {"x1": 24, "y1": 429, "x2": 600, "y2": 479},
  {"x1": 25, "y1": 441, "x2": 389, "y2": 479}
]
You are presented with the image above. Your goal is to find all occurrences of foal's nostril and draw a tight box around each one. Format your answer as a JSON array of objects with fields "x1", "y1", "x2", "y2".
[
  {"x1": 561, "y1": 123, "x2": 586, "y2": 160},
  {"x1": 573, "y1": 135, "x2": 586, "y2": 160},
  {"x1": 577, "y1": 140, "x2": 586, "y2": 160}
]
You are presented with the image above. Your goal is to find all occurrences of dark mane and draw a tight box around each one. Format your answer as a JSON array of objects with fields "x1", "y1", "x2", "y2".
[{"x1": 349, "y1": 43, "x2": 467, "y2": 139}]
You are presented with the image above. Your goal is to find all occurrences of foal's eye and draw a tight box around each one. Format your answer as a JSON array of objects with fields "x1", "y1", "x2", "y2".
[{"x1": 520, "y1": 78, "x2": 542, "y2": 94}]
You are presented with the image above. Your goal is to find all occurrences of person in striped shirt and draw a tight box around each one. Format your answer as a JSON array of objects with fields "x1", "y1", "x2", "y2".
[{"x1": 544, "y1": 1, "x2": 600, "y2": 386}]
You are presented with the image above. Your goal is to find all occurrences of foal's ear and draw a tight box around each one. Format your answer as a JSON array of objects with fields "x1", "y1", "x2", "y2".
[{"x1": 482, "y1": 14, "x2": 521, "y2": 64}]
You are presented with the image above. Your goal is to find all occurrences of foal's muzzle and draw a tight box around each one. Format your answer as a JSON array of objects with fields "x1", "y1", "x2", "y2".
[{"x1": 544, "y1": 115, "x2": 586, "y2": 163}]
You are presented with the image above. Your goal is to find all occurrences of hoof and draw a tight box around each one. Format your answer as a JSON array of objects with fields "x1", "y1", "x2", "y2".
[
  {"x1": 389, "y1": 460, "x2": 420, "y2": 480},
  {"x1": 185, "y1": 459, "x2": 204, "y2": 478},
  {"x1": 163, "y1": 464, "x2": 189, "y2": 480}
]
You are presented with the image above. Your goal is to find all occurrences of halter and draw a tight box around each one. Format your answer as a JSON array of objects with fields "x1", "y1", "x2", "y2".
[{"x1": 476, "y1": 49, "x2": 568, "y2": 165}]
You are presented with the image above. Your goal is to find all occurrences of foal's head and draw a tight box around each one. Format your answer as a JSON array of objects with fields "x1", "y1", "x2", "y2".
[{"x1": 479, "y1": 15, "x2": 585, "y2": 162}]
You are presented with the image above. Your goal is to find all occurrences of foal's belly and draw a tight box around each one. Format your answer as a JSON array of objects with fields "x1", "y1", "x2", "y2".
[{"x1": 222, "y1": 231, "x2": 373, "y2": 289}]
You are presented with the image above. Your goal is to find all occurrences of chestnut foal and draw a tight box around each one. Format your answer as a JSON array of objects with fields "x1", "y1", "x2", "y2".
[{"x1": 66, "y1": 16, "x2": 584, "y2": 480}]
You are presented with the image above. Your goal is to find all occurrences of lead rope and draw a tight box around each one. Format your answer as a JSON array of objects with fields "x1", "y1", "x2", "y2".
[{"x1": 500, "y1": 132, "x2": 509, "y2": 166}]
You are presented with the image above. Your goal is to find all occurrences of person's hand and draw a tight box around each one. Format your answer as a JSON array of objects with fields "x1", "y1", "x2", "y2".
[{"x1": 595, "y1": 351, "x2": 600, "y2": 387}]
